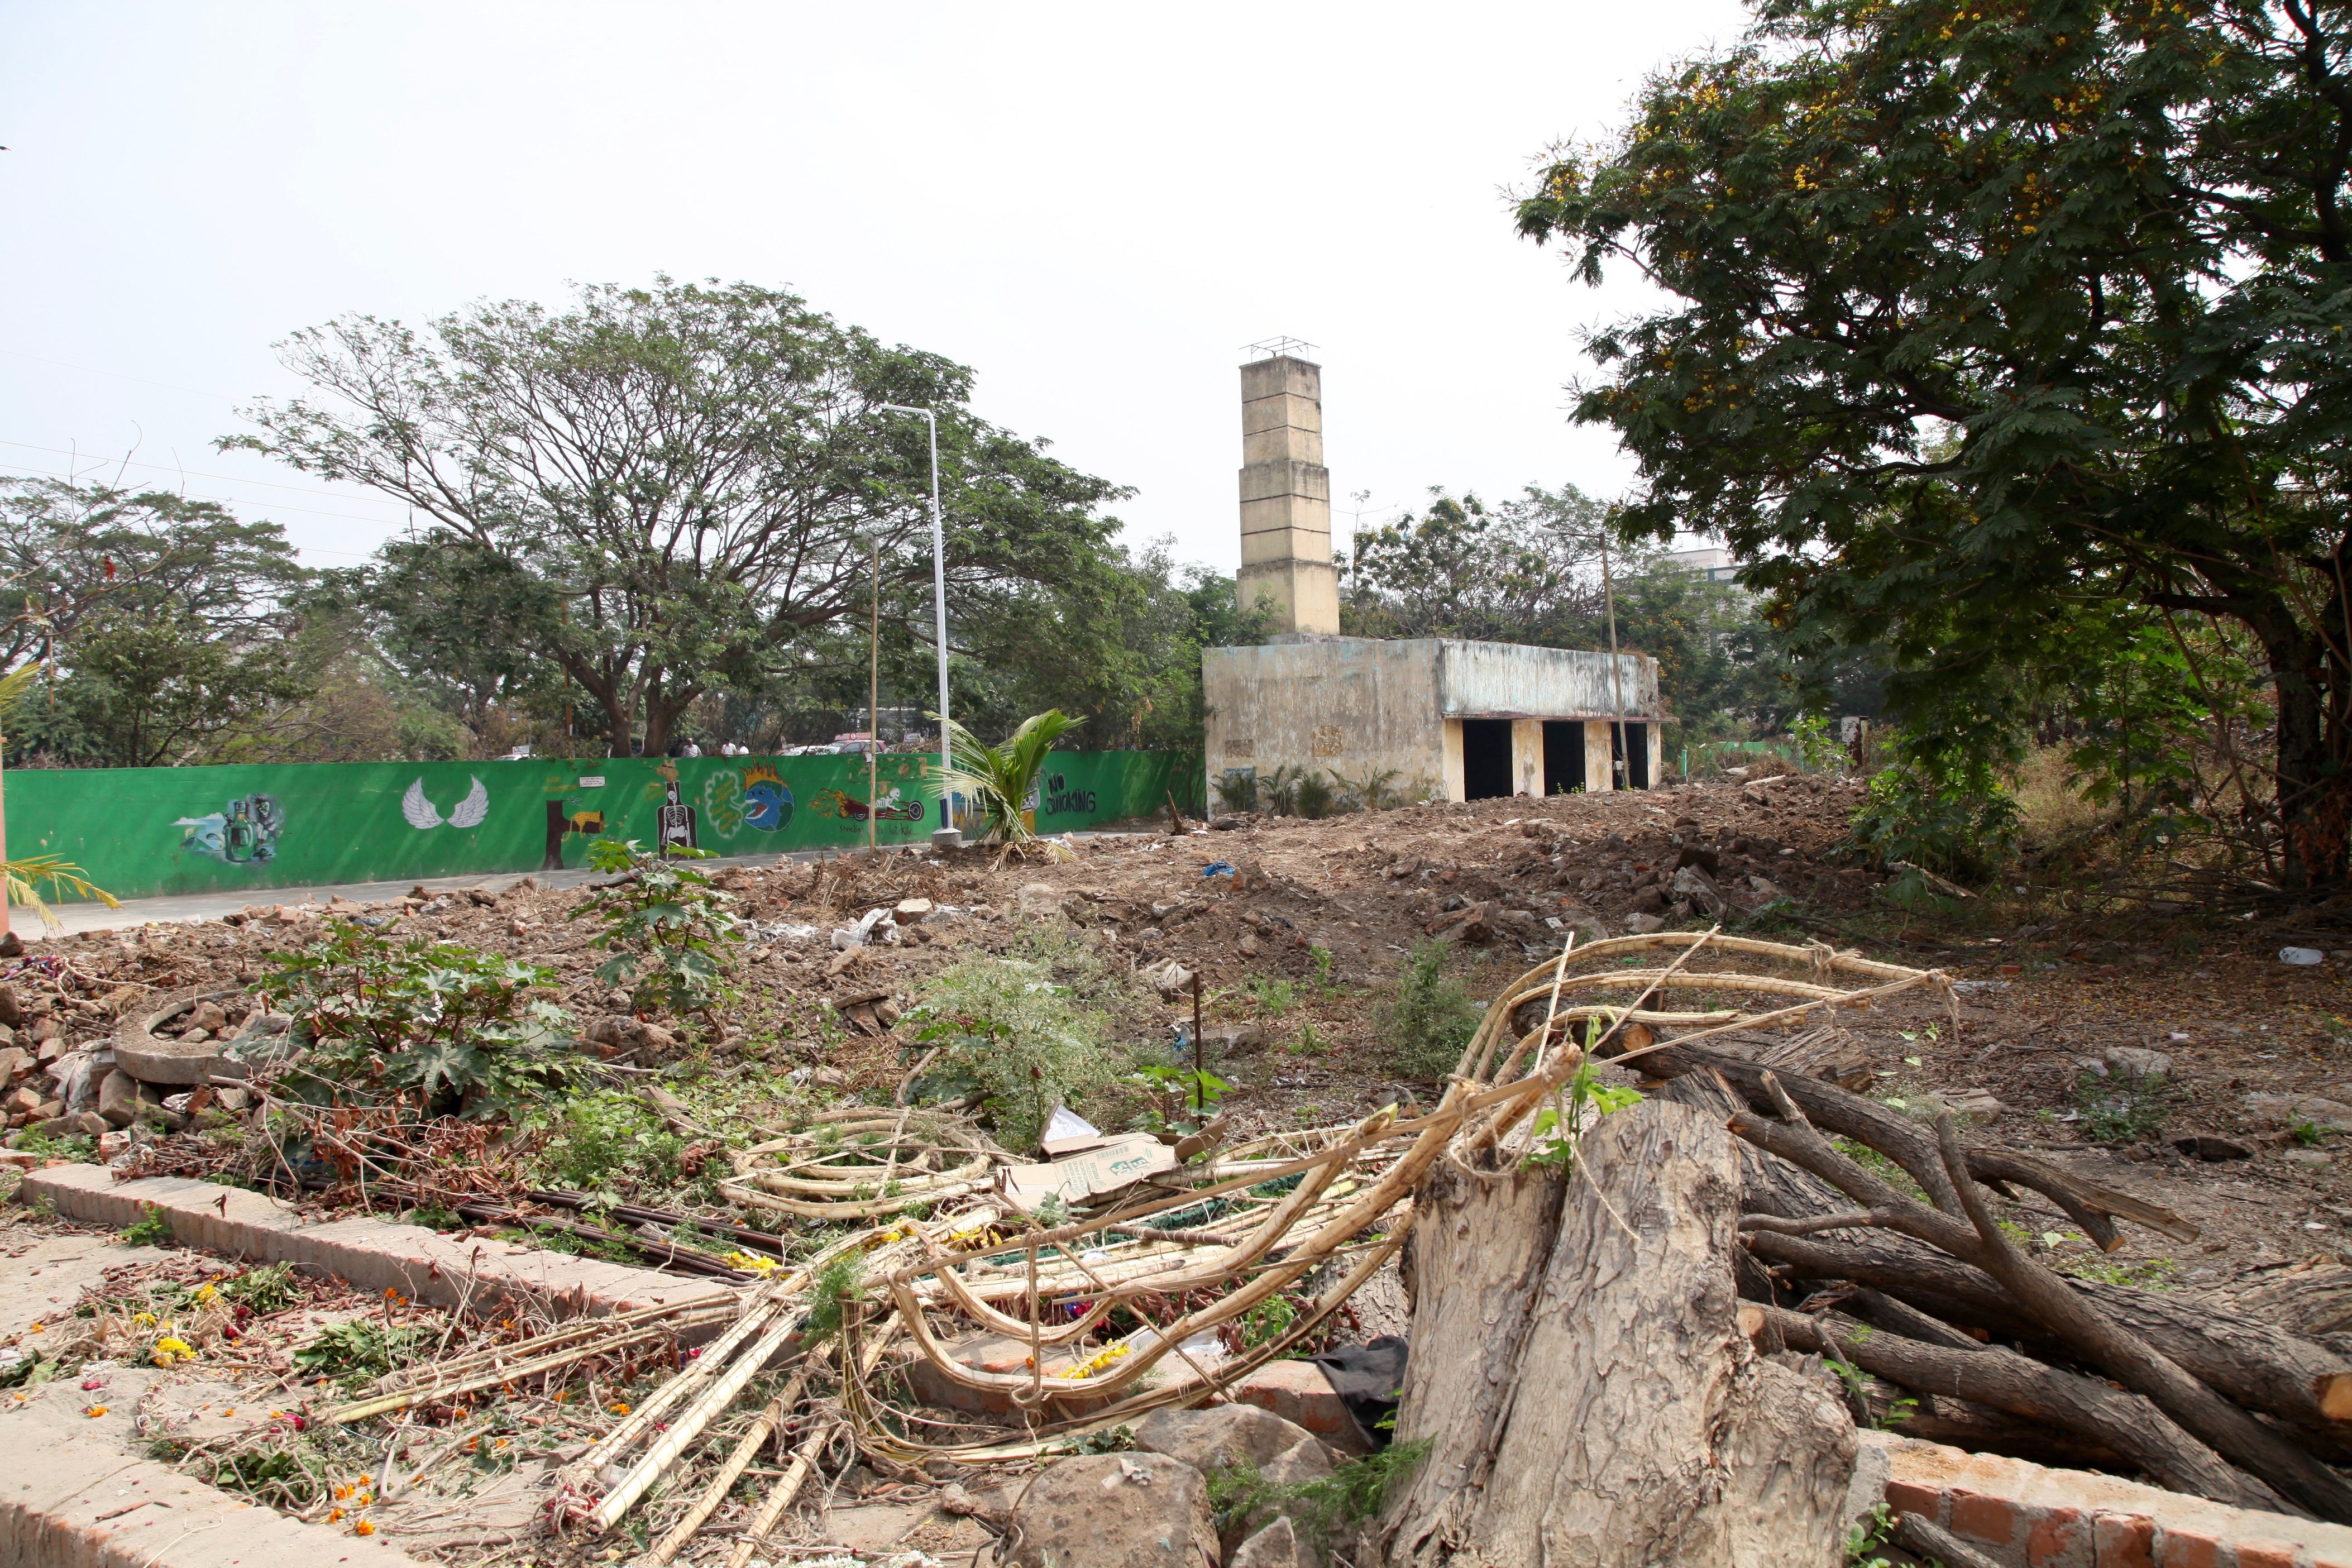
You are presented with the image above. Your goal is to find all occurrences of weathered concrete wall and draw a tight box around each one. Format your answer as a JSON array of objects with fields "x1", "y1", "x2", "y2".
[
  {"x1": 1206, "y1": 638, "x2": 1449, "y2": 804},
  {"x1": 1436, "y1": 640, "x2": 1660, "y2": 720},
  {"x1": 1204, "y1": 637, "x2": 1664, "y2": 802}
]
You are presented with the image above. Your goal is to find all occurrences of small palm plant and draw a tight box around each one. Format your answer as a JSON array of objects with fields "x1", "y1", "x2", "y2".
[{"x1": 936, "y1": 709, "x2": 1078, "y2": 858}]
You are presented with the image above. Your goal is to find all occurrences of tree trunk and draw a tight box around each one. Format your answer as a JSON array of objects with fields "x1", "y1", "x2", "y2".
[
  {"x1": 1377, "y1": 1100, "x2": 1857, "y2": 1567},
  {"x1": 2256, "y1": 610, "x2": 2346, "y2": 888}
]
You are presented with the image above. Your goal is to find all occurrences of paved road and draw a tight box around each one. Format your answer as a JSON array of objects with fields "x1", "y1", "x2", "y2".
[
  {"x1": 33, "y1": 848, "x2": 812, "y2": 938},
  {"x1": 29, "y1": 825, "x2": 1164, "y2": 938}
]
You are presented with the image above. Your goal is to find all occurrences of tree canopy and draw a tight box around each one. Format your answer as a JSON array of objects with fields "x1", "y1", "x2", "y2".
[
  {"x1": 0, "y1": 477, "x2": 317, "y2": 767},
  {"x1": 228, "y1": 278, "x2": 1134, "y2": 754},
  {"x1": 1516, "y1": 0, "x2": 2352, "y2": 881},
  {"x1": 1342, "y1": 483, "x2": 1801, "y2": 731}
]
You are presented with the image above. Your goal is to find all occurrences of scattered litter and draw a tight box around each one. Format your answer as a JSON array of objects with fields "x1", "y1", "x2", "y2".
[
  {"x1": 2281, "y1": 946, "x2": 2326, "y2": 965},
  {"x1": 1202, "y1": 862, "x2": 1234, "y2": 878},
  {"x1": 997, "y1": 1132, "x2": 1178, "y2": 1211},
  {"x1": 1040, "y1": 1105, "x2": 1107, "y2": 1157}
]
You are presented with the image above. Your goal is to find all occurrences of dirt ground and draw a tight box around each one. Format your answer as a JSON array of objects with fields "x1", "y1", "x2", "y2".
[{"x1": 13, "y1": 772, "x2": 2352, "y2": 1301}]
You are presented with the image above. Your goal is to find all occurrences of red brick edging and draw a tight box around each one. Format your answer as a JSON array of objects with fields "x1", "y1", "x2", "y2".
[{"x1": 1866, "y1": 1432, "x2": 2352, "y2": 1568}]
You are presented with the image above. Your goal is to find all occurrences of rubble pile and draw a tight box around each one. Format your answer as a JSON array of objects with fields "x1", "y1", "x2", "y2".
[{"x1": 16, "y1": 775, "x2": 2352, "y2": 1562}]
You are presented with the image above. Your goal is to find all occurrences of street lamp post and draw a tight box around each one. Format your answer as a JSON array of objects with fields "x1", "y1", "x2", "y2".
[{"x1": 877, "y1": 403, "x2": 961, "y2": 850}]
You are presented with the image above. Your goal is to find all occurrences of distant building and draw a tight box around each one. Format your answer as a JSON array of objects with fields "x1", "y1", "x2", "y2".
[
  {"x1": 1667, "y1": 546, "x2": 1743, "y2": 585},
  {"x1": 1207, "y1": 347, "x2": 1663, "y2": 801}
]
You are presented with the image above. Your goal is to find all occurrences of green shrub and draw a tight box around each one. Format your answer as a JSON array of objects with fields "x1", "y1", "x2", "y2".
[
  {"x1": 14, "y1": 1125, "x2": 95, "y2": 1164},
  {"x1": 1847, "y1": 760, "x2": 2021, "y2": 885},
  {"x1": 571, "y1": 839, "x2": 744, "y2": 1019},
  {"x1": 904, "y1": 948, "x2": 1135, "y2": 1149},
  {"x1": 1213, "y1": 770, "x2": 1260, "y2": 813},
  {"x1": 805, "y1": 1253, "x2": 866, "y2": 1340},
  {"x1": 1379, "y1": 942, "x2": 1481, "y2": 1079},
  {"x1": 1261, "y1": 764, "x2": 1304, "y2": 816},
  {"x1": 1208, "y1": 1440, "x2": 1432, "y2": 1547},
  {"x1": 1249, "y1": 975, "x2": 1298, "y2": 1017},
  {"x1": 121, "y1": 1205, "x2": 174, "y2": 1248},
  {"x1": 2072, "y1": 1067, "x2": 2172, "y2": 1144},
  {"x1": 219, "y1": 1263, "x2": 299, "y2": 1313},
  {"x1": 1295, "y1": 770, "x2": 1336, "y2": 819},
  {"x1": 291, "y1": 1318, "x2": 432, "y2": 1392},
  {"x1": 258, "y1": 920, "x2": 580, "y2": 1118},
  {"x1": 1329, "y1": 765, "x2": 1403, "y2": 811},
  {"x1": 527, "y1": 1089, "x2": 686, "y2": 1199},
  {"x1": 1131, "y1": 1064, "x2": 1230, "y2": 1137}
]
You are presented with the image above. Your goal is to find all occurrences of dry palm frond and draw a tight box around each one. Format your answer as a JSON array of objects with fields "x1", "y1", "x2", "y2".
[{"x1": 5, "y1": 853, "x2": 117, "y2": 930}]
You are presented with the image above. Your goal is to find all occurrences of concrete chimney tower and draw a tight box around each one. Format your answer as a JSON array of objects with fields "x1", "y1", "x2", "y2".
[{"x1": 1237, "y1": 343, "x2": 1339, "y2": 636}]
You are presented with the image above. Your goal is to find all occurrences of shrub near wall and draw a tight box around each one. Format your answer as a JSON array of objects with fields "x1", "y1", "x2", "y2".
[{"x1": 14, "y1": 749, "x2": 1192, "y2": 903}]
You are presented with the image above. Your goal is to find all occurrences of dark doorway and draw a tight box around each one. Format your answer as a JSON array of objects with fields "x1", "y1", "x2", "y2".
[
  {"x1": 1462, "y1": 719, "x2": 1513, "y2": 800},
  {"x1": 1610, "y1": 722, "x2": 1651, "y2": 791},
  {"x1": 1542, "y1": 720, "x2": 1584, "y2": 795}
]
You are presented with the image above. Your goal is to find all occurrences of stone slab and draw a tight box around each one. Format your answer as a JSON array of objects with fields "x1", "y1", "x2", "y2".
[
  {"x1": 18, "y1": 1165, "x2": 736, "y2": 1325},
  {"x1": 0, "y1": 1419, "x2": 425, "y2": 1568}
]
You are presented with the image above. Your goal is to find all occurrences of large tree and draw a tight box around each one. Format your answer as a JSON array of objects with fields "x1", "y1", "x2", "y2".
[
  {"x1": 0, "y1": 477, "x2": 315, "y2": 767},
  {"x1": 1516, "y1": 0, "x2": 2352, "y2": 882},
  {"x1": 228, "y1": 278, "x2": 1129, "y2": 754}
]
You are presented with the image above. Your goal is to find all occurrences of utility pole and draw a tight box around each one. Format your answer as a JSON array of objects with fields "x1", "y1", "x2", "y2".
[
  {"x1": 1600, "y1": 533, "x2": 1627, "y2": 788},
  {"x1": 877, "y1": 404, "x2": 959, "y2": 849},
  {"x1": 867, "y1": 534, "x2": 881, "y2": 854}
]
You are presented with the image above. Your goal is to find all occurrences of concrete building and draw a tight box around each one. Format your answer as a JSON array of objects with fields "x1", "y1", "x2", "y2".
[
  {"x1": 1666, "y1": 544, "x2": 1742, "y2": 584},
  {"x1": 1206, "y1": 345, "x2": 1665, "y2": 804},
  {"x1": 1203, "y1": 637, "x2": 1664, "y2": 802}
]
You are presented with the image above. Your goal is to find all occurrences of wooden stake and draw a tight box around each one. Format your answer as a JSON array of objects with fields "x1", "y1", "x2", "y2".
[{"x1": 1191, "y1": 970, "x2": 1204, "y2": 1119}]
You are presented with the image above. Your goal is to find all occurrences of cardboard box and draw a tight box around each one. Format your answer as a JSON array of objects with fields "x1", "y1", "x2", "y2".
[{"x1": 997, "y1": 1133, "x2": 1178, "y2": 1212}]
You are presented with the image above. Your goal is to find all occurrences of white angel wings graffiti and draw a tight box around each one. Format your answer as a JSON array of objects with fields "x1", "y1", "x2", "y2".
[{"x1": 401, "y1": 776, "x2": 489, "y2": 831}]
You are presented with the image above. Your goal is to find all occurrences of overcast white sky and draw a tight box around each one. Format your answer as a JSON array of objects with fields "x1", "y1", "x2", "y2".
[{"x1": 0, "y1": 2, "x2": 1750, "y2": 575}]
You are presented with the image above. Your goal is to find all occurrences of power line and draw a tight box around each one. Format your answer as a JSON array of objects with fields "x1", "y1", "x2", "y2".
[
  {"x1": 0, "y1": 458, "x2": 404, "y2": 540},
  {"x1": 0, "y1": 437, "x2": 407, "y2": 510}
]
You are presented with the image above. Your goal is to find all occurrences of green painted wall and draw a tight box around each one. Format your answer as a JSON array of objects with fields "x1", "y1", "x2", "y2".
[{"x1": 8, "y1": 749, "x2": 1201, "y2": 903}]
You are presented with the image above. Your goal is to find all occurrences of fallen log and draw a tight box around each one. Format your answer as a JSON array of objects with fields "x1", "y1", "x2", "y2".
[
  {"x1": 1667, "y1": 1062, "x2": 2352, "y2": 1459},
  {"x1": 1636, "y1": 1036, "x2": 2198, "y2": 1246},
  {"x1": 1749, "y1": 1230, "x2": 2352, "y2": 1462},
  {"x1": 1892, "y1": 1513, "x2": 2005, "y2": 1568},
  {"x1": 1763, "y1": 1306, "x2": 2280, "y2": 1511},
  {"x1": 1887, "y1": 1401, "x2": 2129, "y2": 1474},
  {"x1": 1731, "y1": 1105, "x2": 2352, "y2": 1521}
]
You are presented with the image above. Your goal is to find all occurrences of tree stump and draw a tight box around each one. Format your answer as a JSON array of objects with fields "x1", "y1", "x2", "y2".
[{"x1": 1376, "y1": 1098, "x2": 1857, "y2": 1567}]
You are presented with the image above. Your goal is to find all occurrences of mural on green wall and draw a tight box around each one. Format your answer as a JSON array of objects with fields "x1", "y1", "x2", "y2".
[
  {"x1": 176, "y1": 794, "x2": 286, "y2": 864},
  {"x1": 13, "y1": 748, "x2": 1198, "y2": 903}
]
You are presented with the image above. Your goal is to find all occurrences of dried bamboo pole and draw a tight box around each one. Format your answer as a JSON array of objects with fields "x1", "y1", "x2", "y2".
[
  {"x1": 643, "y1": 1368, "x2": 810, "y2": 1566},
  {"x1": 590, "y1": 1312, "x2": 804, "y2": 1532},
  {"x1": 724, "y1": 1333, "x2": 893, "y2": 1568},
  {"x1": 327, "y1": 1303, "x2": 734, "y2": 1424},
  {"x1": 567, "y1": 1294, "x2": 790, "y2": 1493},
  {"x1": 849, "y1": 1214, "x2": 1414, "y2": 1465}
]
